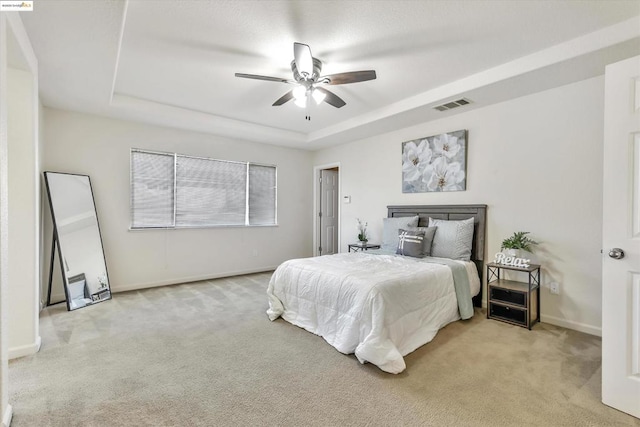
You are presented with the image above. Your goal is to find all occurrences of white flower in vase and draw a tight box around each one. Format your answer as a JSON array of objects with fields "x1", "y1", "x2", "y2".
[{"x1": 356, "y1": 218, "x2": 368, "y2": 243}]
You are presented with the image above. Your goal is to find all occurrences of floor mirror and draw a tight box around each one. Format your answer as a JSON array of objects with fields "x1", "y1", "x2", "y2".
[{"x1": 44, "y1": 172, "x2": 111, "y2": 311}]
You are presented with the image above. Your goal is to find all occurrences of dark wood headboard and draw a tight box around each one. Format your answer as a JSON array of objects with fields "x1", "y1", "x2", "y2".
[{"x1": 387, "y1": 204, "x2": 487, "y2": 307}]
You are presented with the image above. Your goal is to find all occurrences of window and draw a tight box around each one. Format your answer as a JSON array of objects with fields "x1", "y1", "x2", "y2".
[{"x1": 130, "y1": 149, "x2": 277, "y2": 229}]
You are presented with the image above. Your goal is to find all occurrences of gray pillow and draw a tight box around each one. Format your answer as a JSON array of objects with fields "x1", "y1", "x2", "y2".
[
  {"x1": 428, "y1": 217, "x2": 475, "y2": 261},
  {"x1": 408, "y1": 226, "x2": 437, "y2": 256},
  {"x1": 382, "y1": 216, "x2": 419, "y2": 251},
  {"x1": 396, "y1": 229, "x2": 426, "y2": 257}
]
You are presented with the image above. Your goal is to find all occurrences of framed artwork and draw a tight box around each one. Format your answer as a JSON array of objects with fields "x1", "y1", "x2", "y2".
[{"x1": 402, "y1": 129, "x2": 467, "y2": 193}]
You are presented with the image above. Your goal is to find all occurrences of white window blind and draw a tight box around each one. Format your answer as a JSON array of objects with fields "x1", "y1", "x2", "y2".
[
  {"x1": 131, "y1": 149, "x2": 276, "y2": 229},
  {"x1": 248, "y1": 164, "x2": 277, "y2": 226},
  {"x1": 176, "y1": 156, "x2": 247, "y2": 227},
  {"x1": 130, "y1": 151, "x2": 175, "y2": 228}
]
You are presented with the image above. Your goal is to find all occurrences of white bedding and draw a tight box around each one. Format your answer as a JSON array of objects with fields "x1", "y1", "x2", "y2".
[{"x1": 266, "y1": 252, "x2": 480, "y2": 374}]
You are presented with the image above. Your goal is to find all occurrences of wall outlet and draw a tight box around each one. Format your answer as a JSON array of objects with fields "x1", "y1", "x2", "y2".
[{"x1": 550, "y1": 282, "x2": 560, "y2": 295}]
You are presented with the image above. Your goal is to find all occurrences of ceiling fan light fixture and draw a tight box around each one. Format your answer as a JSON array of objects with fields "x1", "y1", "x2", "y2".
[
  {"x1": 236, "y1": 42, "x2": 377, "y2": 111},
  {"x1": 312, "y1": 88, "x2": 326, "y2": 105},
  {"x1": 292, "y1": 85, "x2": 306, "y2": 101},
  {"x1": 294, "y1": 95, "x2": 307, "y2": 108},
  {"x1": 293, "y1": 85, "x2": 308, "y2": 108}
]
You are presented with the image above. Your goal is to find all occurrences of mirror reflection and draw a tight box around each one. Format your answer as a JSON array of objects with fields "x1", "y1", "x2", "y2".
[{"x1": 44, "y1": 172, "x2": 111, "y2": 310}]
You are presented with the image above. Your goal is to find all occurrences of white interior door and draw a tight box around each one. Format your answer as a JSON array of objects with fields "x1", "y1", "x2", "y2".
[
  {"x1": 319, "y1": 169, "x2": 338, "y2": 255},
  {"x1": 602, "y1": 55, "x2": 640, "y2": 419}
]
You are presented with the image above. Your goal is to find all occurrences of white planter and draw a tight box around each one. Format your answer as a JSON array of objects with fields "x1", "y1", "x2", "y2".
[{"x1": 505, "y1": 249, "x2": 520, "y2": 258}]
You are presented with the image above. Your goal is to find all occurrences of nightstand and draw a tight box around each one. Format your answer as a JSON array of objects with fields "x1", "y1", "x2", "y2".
[
  {"x1": 487, "y1": 262, "x2": 540, "y2": 330},
  {"x1": 348, "y1": 243, "x2": 381, "y2": 252}
]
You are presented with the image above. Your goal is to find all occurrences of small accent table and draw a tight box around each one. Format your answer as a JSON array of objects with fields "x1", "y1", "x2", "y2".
[
  {"x1": 348, "y1": 242, "x2": 381, "y2": 253},
  {"x1": 487, "y1": 262, "x2": 541, "y2": 330}
]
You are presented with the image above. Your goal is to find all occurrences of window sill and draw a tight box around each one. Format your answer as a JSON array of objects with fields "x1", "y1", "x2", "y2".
[{"x1": 128, "y1": 224, "x2": 279, "y2": 231}]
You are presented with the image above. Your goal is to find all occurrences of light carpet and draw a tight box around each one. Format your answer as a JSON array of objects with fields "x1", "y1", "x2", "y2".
[{"x1": 9, "y1": 272, "x2": 640, "y2": 426}]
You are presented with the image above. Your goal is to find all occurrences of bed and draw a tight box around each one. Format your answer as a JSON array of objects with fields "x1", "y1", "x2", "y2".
[{"x1": 267, "y1": 204, "x2": 487, "y2": 374}]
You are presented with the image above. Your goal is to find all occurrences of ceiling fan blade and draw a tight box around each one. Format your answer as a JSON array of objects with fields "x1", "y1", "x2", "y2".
[
  {"x1": 235, "y1": 73, "x2": 292, "y2": 83},
  {"x1": 322, "y1": 70, "x2": 377, "y2": 85},
  {"x1": 272, "y1": 90, "x2": 294, "y2": 106},
  {"x1": 293, "y1": 42, "x2": 313, "y2": 78},
  {"x1": 315, "y1": 87, "x2": 346, "y2": 108}
]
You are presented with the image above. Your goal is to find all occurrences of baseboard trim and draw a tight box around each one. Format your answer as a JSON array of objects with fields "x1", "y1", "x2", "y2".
[
  {"x1": 2, "y1": 404, "x2": 12, "y2": 427},
  {"x1": 481, "y1": 300, "x2": 601, "y2": 337},
  {"x1": 8, "y1": 335, "x2": 42, "y2": 360},
  {"x1": 540, "y1": 314, "x2": 601, "y2": 337},
  {"x1": 111, "y1": 266, "x2": 278, "y2": 294}
]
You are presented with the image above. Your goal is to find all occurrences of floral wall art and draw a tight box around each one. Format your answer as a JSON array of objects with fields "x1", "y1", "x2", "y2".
[{"x1": 402, "y1": 130, "x2": 467, "y2": 193}]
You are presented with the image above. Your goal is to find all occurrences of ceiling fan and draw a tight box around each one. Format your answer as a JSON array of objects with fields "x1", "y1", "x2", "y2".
[{"x1": 235, "y1": 42, "x2": 376, "y2": 112}]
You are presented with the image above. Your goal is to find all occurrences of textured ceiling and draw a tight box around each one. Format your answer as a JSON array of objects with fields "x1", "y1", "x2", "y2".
[{"x1": 20, "y1": 0, "x2": 640, "y2": 149}]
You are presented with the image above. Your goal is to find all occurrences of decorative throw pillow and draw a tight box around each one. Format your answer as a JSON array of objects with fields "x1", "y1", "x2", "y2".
[
  {"x1": 408, "y1": 226, "x2": 437, "y2": 256},
  {"x1": 428, "y1": 217, "x2": 475, "y2": 261},
  {"x1": 382, "y1": 216, "x2": 420, "y2": 251},
  {"x1": 396, "y1": 229, "x2": 427, "y2": 257}
]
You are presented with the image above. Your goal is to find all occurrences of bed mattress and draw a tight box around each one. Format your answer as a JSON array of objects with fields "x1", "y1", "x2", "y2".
[{"x1": 267, "y1": 252, "x2": 480, "y2": 374}]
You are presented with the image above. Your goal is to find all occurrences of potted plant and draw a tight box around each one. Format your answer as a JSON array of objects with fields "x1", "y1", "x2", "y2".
[
  {"x1": 356, "y1": 218, "x2": 368, "y2": 244},
  {"x1": 501, "y1": 231, "x2": 537, "y2": 257}
]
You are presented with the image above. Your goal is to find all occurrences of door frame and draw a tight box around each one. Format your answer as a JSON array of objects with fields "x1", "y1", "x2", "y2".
[{"x1": 313, "y1": 162, "x2": 341, "y2": 256}]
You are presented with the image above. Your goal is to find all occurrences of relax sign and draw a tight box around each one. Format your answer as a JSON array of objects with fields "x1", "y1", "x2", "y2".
[{"x1": 493, "y1": 252, "x2": 530, "y2": 268}]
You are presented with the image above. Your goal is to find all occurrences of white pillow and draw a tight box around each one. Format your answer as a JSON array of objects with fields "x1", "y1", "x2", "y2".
[
  {"x1": 428, "y1": 217, "x2": 475, "y2": 261},
  {"x1": 67, "y1": 280, "x2": 86, "y2": 300},
  {"x1": 382, "y1": 216, "x2": 419, "y2": 251}
]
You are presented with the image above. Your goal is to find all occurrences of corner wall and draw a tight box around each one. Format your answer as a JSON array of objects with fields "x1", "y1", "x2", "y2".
[
  {"x1": 1, "y1": 10, "x2": 41, "y2": 426},
  {"x1": 0, "y1": 14, "x2": 10, "y2": 427},
  {"x1": 7, "y1": 66, "x2": 40, "y2": 359},
  {"x1": 313, "y1": 76, "x2": 605, "y2": 335},
  {"x1": 42, "y1": 108, "x2": 314, "y2": 294}
]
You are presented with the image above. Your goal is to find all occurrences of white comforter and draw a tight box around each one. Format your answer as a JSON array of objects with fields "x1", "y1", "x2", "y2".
[{"x1": 266, "y1": 253, "x2": 480, "y2": 374}]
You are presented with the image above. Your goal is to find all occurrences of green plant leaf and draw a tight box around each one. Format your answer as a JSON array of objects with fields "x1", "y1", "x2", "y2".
[{"x1": 500, "y1": 231, "x2": 538, "y2": 252}]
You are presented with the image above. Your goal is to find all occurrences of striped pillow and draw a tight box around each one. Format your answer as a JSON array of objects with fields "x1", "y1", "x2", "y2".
[
  {"x1": 408, "y1": 226, "x2": 437, "y2": 256},
  {"x1": 396, "y1": 229, "x2": 426, "y2": 257}
]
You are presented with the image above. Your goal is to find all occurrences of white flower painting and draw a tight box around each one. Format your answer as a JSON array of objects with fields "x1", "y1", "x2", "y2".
[{"x1": 402, "y1": 130, "x2": 467, "y2": 193}]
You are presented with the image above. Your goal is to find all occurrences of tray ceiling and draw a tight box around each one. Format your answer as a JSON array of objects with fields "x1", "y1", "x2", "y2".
[{"x1": 20, "y1": 0, "x2": 640, "y2": 149}]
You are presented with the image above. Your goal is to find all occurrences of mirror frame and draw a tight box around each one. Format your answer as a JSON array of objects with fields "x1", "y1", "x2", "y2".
[{"x1": 44, "y1": 171, "x2": 112, "y2": 311}]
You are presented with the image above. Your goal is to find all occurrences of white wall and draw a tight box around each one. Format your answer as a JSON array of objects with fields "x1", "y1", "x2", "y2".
[
  {"x1": 1, "y1": 11, "x2": 41, "y2": 426},
  {"x1": 7, "y1": 67, "x2": 40, "y2": 358},
  {"x1": 313, "y1": 76, "x2": 605, "y2": 336},
  {"x1": 0, "y1": 15, "x2": 9, "y2": 427},
  {"x1": 42, "y1": 108, "x2": 314, "y2": 292}
]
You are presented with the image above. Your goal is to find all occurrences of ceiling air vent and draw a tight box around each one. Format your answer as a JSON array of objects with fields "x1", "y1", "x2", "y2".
[{"x1": 434, "y1": 98, "x2": 472, "y2": 112}]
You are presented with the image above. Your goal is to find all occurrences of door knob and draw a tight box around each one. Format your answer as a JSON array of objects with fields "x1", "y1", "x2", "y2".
[{"x1": 608, "y1": 248, "x2": 625, "y2": 259}]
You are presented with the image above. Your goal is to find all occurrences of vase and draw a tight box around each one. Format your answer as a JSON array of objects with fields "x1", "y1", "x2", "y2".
[{"x1": 506, "y1": 249, "x2": 519, "y2": 258}]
